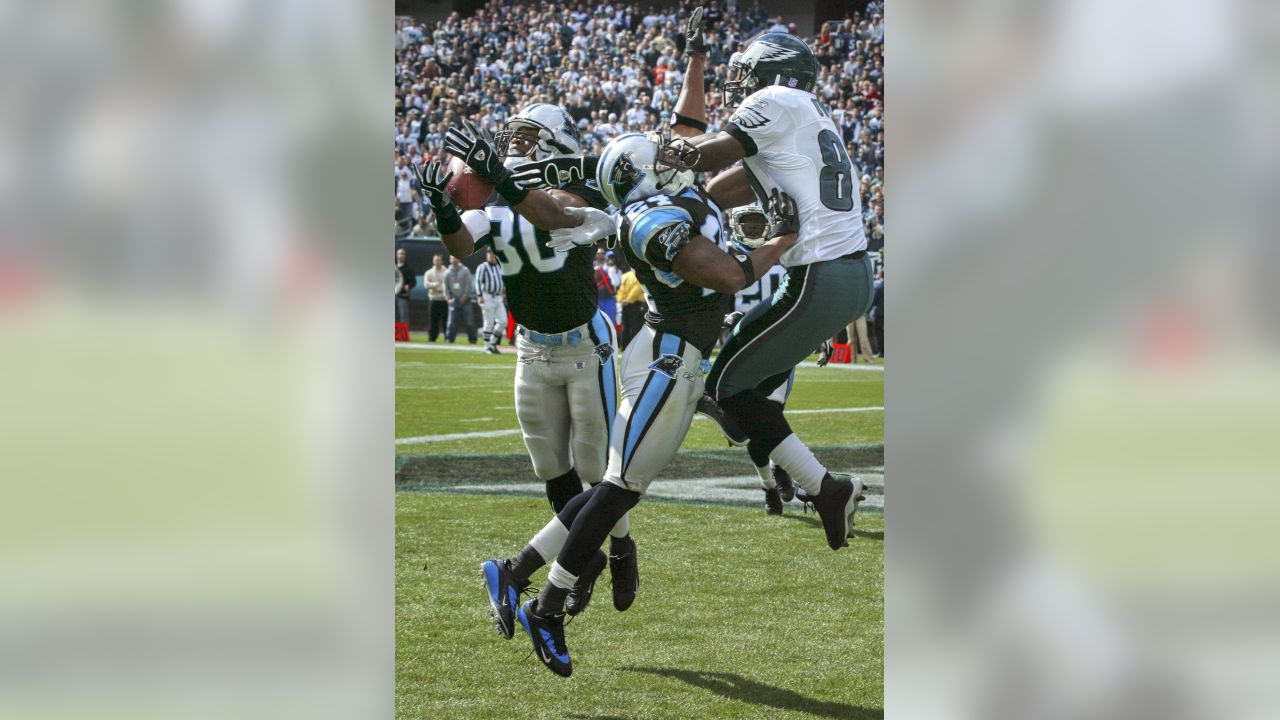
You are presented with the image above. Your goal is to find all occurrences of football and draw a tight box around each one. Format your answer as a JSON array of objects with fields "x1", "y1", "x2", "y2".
[{"x1": 446, "y1": 155, "x2": 495, "y2": 210}]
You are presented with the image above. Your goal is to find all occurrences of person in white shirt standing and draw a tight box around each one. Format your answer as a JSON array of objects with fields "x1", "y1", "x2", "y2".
[{"x1": 474, "y1": 250, "x2": 508, "y2": 354}]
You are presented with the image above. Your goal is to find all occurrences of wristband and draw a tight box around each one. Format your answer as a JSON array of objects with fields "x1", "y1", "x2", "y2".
[
  {"x1": 433, "y1": 202, "x2": 462, "y2": 235},
  {"x1": 672, "y1": 113, "x2": 708, "y2": 133},
  {"x1": 496, "y1": 176, "x2": 530, "y2": 206},
  {"x1": 732, "y1": 252, "x2": 757, "y2": 288}
]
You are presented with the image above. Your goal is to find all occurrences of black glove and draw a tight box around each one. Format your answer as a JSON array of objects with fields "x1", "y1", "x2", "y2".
[
  {"x1": 722, "y1": 311, "x2": 745, "y2": 329},
  {"x1": 412, "y1": 160, "x2": 454, "y2": 211},
  {"x1": 510, "y1": 155, "x2": 600, "y2": 190},
  {"x1": 816, "y1": 340, "x2": 834, "y2": 367},
  {"x1": 685, "y1": 6, "x2": 710, "y2": 55},
  {"x1": 765, "y1": 188, "x2": 800, "y2": 238},
  {"x1": 443, "y1": 119, "x2": 507, "y2": 184}
]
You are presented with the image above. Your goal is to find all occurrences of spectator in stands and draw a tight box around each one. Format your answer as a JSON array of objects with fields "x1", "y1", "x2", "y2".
[
  {"x1": 615, "y1": 267, "x2": 646, "y2": 350},
  {"x1": 594, "y1": 249, "x2": 617, "y2": 329},
  {"x1": 423, "y1": 254, "x2": 449, "y2": 342},
  {"x1": 869, "y1": 266, "x2": 884, "y2": 357},
  {"x1": 396, "y1": 248, "x2": 417, "y2": 326},
  {"x1": 395, "y1": 0, "x2": 884, "y2": 256},
  {"x1": 412, "y1": 212, "x2": 435, "y2": 237},
  {"x1": 444, "y1": 256, "x2": 477, "y2": 344}
]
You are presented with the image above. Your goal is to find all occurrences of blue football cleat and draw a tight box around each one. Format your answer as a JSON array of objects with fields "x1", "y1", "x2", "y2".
[
  {"x1": 517, "y1": 599, "x2": 572, "y2": 677},
  {"x1": 480, "y1": 559, "x2": 527, "y2": 639}
]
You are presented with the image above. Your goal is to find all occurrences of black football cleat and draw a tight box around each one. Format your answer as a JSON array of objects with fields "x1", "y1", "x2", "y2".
[
  {"x1": 480, "y1": 558, "x2": 529, "y2": 639},
  {"x1": 764, "y1": 486, "x2": 784, "y2": 515},
  {"x1": 517, "y1": 599, "x2": 572, "y2": 678},
  {"x1": 696, "y1": 393, "x2": 748, "y2": 446},
  {"x1": 808, "y1": 474, "x2": 866, "y2": 550},
  {"x1": 565, "y1": 549, "x2": 607, "y2": 617},
  {"x1": 608, "y1": 535, "x2": 640, "y2": 611},
  {"x1": 773, "y1": 465, "x2": 796, "y2": 502}
]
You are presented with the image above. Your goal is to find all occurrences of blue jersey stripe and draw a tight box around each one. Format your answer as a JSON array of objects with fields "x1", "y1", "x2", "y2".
[
  {"x1": 621, "y1": 333, "x2": 684, "y2": 471},
  {"x1": 591, "y1": 311, "x2": 618, "y2": 438}
]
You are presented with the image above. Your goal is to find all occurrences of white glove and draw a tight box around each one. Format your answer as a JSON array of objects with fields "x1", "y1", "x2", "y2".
[{"x1": 548, "y1": 207, "x2": 617, "y2": 252}]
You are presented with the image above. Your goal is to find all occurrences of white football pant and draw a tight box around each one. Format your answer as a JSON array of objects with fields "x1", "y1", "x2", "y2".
[
  {"x1": 603, "y1": 325, "x2": 707, "y2": 495},
  {"x1": 514, "y1": 310, "x2": 619, "y2": 486}
]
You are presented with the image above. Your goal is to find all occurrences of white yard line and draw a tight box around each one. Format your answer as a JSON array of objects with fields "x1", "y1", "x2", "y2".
[
  {"x1": 396, "y1": 342, "x2": 492, "y2": 352},
  {"x1": 398, "y1": 342, "x2": 884, "y2": 372},
  {"x1": 796, "y1": 361, "x2": 884, "y2": 372},
  {"x1": 785, "y1": 406, "x2": 884, "y2": 415},
  {"x1": 395, "y1": 429, "x2": 522, "y2": 446},
  {"x1": 442, "y1": 474, "x2": 885, "y2": 509},
  {"x1": 690, "y1": 406, "x2": 883, "y2": 422}
]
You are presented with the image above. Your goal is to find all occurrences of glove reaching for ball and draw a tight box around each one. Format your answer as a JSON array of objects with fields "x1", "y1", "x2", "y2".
[
  {"x1": 443, "y1": 120, "x2": 503, "y2": 182},
  {"x1": 412, "y1": 160, "x2": 454, "y2": 211}
]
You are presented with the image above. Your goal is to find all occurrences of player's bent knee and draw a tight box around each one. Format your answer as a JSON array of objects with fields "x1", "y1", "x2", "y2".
[
  {"x1": 595, "y1": 479, "x2": 642, "y2": 511},
  {"x1": 720, "y1": 389, "x2": 792, "y2": 453},
  {"x1": 603, "y1": 474, "x2": 646, "y2": 497}
]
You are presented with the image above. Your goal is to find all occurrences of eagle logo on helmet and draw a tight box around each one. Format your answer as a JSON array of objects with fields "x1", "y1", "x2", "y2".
[{"x1": 753, "y1": 41, "x2": 802, "y2": 63}]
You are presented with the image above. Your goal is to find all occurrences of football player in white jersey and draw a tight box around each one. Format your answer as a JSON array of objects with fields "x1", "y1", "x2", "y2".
[
  {"x1": 416, "y1": 104, "x2": 638, "y2": 640},
  {"x1": 658, "y1": 30, "x2": 875, "y2": 551}
]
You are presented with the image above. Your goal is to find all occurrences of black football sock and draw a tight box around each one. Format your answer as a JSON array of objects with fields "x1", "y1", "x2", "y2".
[
  {"x1": 557, "y1": 483, "x2": 641, "y2": 580},
  {"x1": 544, "y1": 468, "x2": 585, "y2": 513},
  {"x1": 509, "y1": 545, "x2": 546, "y2": 582},
  {"x1": 720, "y1": 389, "x2": 792, "y2": 456},
  {"x1": 535, "y1": 583, "x2": 571, "y2": 617},
  {"x1": 511, "y1": 485, "x2": 598, "y2": 581},
  {"x1": 747, "y1": 437, "x2": 773, "y2": 467}
]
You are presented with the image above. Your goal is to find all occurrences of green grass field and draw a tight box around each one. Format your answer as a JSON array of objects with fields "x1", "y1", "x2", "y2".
[{"x1": 396, "y1": 342, "x2": 884, "y2": 719}]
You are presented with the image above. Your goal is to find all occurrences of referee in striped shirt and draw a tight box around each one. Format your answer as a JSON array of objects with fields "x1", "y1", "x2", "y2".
[{"x1": 474, "y1": 250, "x2": 507, "y2": 354}]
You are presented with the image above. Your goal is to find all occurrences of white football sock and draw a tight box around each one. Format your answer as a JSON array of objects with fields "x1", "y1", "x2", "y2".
[
  {"x1": 529, "y1": 516, "x2": 569, "y2": 562},
  {"x1": 756, "y1": 462, "x2": 775, "y2": 489},
  {"x1": 546, "y1": 561, "x2": 579, "y2": 591},
  {"x1": 609, "y1": 512, "x2": 630, "y2": 539},
  {"x1": 770, "y1": 434, "x2": 827, "y2": 495}
]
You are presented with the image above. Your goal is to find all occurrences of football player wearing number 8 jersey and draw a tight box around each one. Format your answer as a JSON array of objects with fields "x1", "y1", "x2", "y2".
[
  {"x1": 417, "y1": 104, "x2": 639, "y2": 637},
  {"x1": 659, "y1": 30, "x2": 874, "y2": 552}
]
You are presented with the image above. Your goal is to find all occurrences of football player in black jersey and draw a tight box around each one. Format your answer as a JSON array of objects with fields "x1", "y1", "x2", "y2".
[
  {"x1": 415, "y1": 104, "x2": 638, "y2": 642},
  {"x1": 491, "y1": 129, "x2": 800, "y2": 677}
]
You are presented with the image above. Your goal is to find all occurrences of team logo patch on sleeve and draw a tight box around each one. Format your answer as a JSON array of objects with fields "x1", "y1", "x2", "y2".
[
  {"x1": 654, "y1": 223, "x2": 691, "y2": 261},
  {"x1": 729, "y1": 105, "x2": 773, "y2": 130},
  {"x1": 648, "y1": 354, "x2": 684, "y2": 379}
]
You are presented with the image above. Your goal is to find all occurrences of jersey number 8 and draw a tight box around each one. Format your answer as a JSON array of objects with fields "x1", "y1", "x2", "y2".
[{"x1": 816, "y1": 129, "x2": 855, "y2": 211}]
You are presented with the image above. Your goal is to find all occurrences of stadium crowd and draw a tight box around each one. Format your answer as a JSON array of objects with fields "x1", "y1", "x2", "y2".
[{"x1": 393, "y1": 0, "x2": 884, "y2": 254}]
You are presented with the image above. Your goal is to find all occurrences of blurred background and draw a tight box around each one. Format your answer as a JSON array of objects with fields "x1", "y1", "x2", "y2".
[
  {"x1": 889, "y1": 0, "x2": 1280, "y2": 717},
  {"x1": 0, "y1": 0, "x2": 390, "y2": 717}
]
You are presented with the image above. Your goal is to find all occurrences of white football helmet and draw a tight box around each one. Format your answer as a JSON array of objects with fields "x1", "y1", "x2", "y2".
[
  {"x1": 596, "y1": 132, "x2": 694, "y2": 208},
  {"x1": 728, "y1": 204, "x2": 769, "y2": 248},
  {"x1": 495, "y1": 103, "x2": 580, "y2": 161}
]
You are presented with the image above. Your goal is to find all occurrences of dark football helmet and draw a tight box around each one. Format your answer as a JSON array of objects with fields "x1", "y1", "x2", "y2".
[{"x1": 724, "y1": 32, "x2": 819, "y2": 106}]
